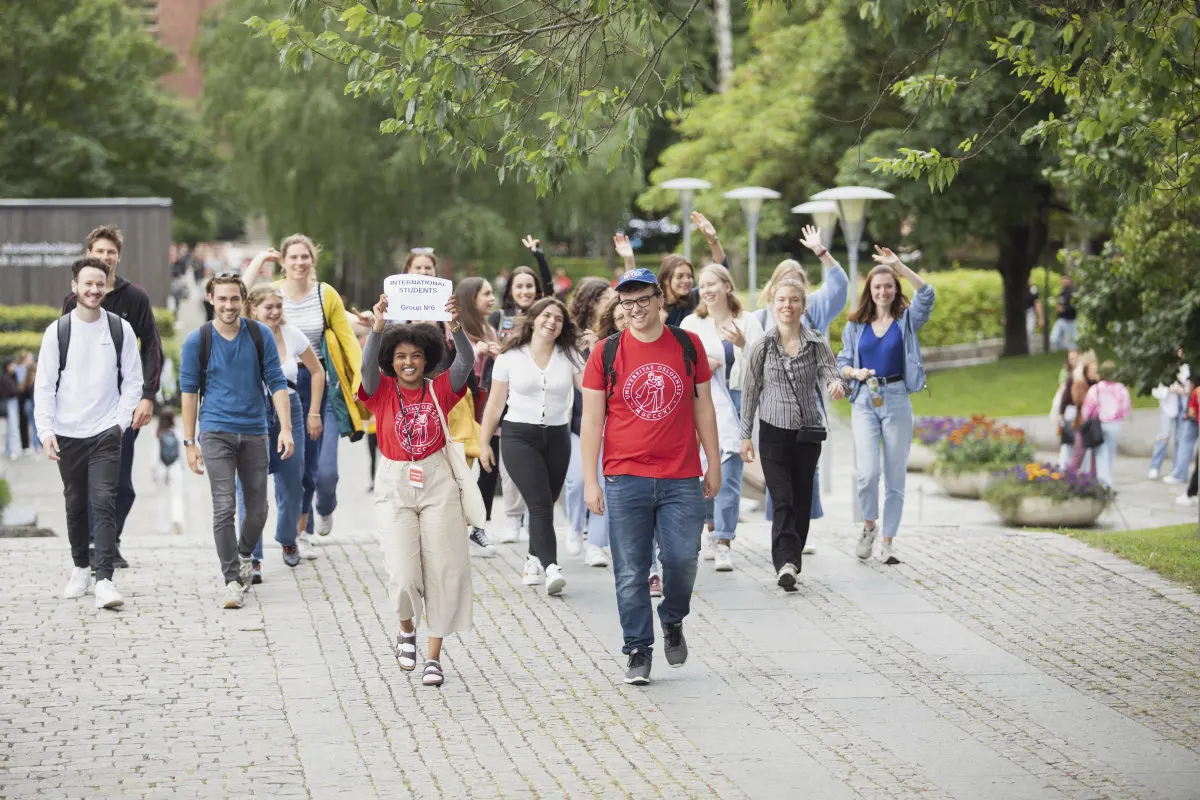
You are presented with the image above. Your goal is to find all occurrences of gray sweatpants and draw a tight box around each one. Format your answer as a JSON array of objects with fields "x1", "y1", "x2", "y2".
[{"x1": 200, "y1": 432, "x2": 270, "y2": 584}]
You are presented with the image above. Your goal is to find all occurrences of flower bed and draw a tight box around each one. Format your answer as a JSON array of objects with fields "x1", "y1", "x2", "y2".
[
  {"x1": 983, "y1": 462, "x2": 1115, "y2": 527},
  {"x1": 910, "y1": 416, "x2": 968, "y2": 472},
  {"x1": 931, "y1": 416, "x2": 1034, "y2": 497}
]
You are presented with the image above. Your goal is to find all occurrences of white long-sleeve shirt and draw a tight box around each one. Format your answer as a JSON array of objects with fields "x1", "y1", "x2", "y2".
[{"x1": 34, "y1": 310, "x2": 143, "y2": 442}]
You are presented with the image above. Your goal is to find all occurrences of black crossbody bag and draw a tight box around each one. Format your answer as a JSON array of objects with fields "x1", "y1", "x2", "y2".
[{"x1": 779, "y1": 338, "x2": 828, "y2": 444}]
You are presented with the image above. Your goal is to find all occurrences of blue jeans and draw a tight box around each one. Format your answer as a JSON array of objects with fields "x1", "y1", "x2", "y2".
[
  {"x1": 22, "y1": 398, "x2": 39, "y2": 450},
  {"x1": 562, "y1": 434, "x2": 609, "y2": 547},
  {"x1": 237, "y1": 394, "x2": 305, "y2": 559},
  {"x1": 295, "y1": 364, "x2": 327, "y2": 524},
  {"x1": 851, "y1": 383, "x2": 914, "y2": 539},
  {"x1": 605, "y1": 475, "x2": 704, "y2": 654},
  {"x1": 1096, "y1": 421, "x2": 1122, "y2": 488},
  {"x1": 1050, "y1": 318, "x2": 1077, "y2": 351},
  {"x1": 3, "y1": 397, "x2": 19, "y2": 458},
  {"x1": 311, "y1": 398, "x2": 340, "y2": 529},
  {"x1": 1150, "y1": 410, "x2": 1177, "y2": 472},
  {"x1": 712, "y1": 454, "x2": 744, "y2": 538},
  {"x1": 1171, "y1": 419, "x2": 1198, "y2": 482}
]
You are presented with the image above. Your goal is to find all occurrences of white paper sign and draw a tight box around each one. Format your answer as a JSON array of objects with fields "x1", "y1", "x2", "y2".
[{"x1": 383, "y1": 274, "x2": 453, "y2": 321}]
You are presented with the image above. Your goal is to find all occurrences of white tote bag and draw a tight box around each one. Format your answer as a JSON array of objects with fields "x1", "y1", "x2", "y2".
[{"x1": 429, "y1": 385, "x2": 488, "y2": 528}]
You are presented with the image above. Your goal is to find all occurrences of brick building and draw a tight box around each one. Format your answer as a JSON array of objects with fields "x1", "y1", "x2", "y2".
[{"x1": 144, "y1": 0, "x2": 225, "y2": 98}]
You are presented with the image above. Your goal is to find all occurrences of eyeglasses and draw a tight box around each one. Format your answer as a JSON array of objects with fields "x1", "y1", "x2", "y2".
[
  {"x1": 410, "y1": 247, "x2": 435, "y2": 255},
  {"x1": 618, "y1": 294, "x2": 658, "y2": 310}
]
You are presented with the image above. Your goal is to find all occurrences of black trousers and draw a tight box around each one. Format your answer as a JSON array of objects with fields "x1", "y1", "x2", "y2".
[
  {"x1": 367, "y1": 433, "x2": 378, "y2": 484},
  {"x1": 501, "y1": 421, "x2": 571, "y2": 568},
  {"x1": 478, "y1": 433, "x2": 501, "y2": 520},
  {"x1": 759, "y1": 420, "x2": 822, "y2": 572},
  {"x1": 58, "y1": 427, "x2": 123, "y2": 580},
  {"x1": 87, "y1": 425, "x2": 138, "y2": 546}
]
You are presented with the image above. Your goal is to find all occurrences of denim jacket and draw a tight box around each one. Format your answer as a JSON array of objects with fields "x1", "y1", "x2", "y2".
[{"x1": 836, "y1": 283, "x2": 936, "y2": 401}]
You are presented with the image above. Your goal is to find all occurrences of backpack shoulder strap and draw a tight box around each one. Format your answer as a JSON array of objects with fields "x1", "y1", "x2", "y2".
[
  {"x1": 198, "y1": 322, "x2": 213, "y2": 401},
  {"x1": 601, "y1": 331, "x2": 623, "y2": 401},
  {"x1": 667, "y1": 325, "x2": 699, "y2": 397},
  {"x1": 105, "y1": 310, "x2": 124, "y2": 392},
  {"x1": 317, "y1": 283, "x2": 329, "y2": 332},
  {"x1": 244, "y1": 319, "x2": 267, "y2": 382},
  {"x1": 55, "y1": 315, "x2": 71, "y2": 392}
]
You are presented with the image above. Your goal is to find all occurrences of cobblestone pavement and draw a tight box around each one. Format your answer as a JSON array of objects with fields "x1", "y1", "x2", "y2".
[{"x1": 2, "y1": 428, "x2": 1199, "y2": 799}]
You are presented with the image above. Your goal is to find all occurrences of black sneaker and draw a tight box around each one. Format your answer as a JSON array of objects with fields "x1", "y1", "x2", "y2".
[
  {"x1": 112, "y1": 548, "x2": 129, "y2": 569},
  {"x1": 251, "y1": 560, "x2": 263, "y2": 584},
  {"x1": 624, "y1": 648, "x2": 652, "y2": 685},
  {"x1": 663, "y1": 623, "x2": 687, "y2": 668},
  {"x1": 777, "y1": 562, "x2": 799, "y2": 592},
  {"x1": 281, "y1": 544, "x2": 301, "y2": 568}
]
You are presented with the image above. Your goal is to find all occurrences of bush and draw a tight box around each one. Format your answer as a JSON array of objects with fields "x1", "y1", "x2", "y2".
[
  {"x1": 983, "y1": 462, "x2": 1115, "y2": 519},
  {"x1": 933, "y1": 415, "x2": 1034, "y2": 474},
  {"x1": 913, "y1": 416, "x2": 970, "y2": 445},
  {"x1": 0, "y1": 331, "x2": 180, "y2": 368},
  {"x1": 827, "y1": 268, "x2": 1064, "y2": 350},
  {"x1": 0, "y1": 477, "x2": 10, "y2": 513},
  {"x1": 0, "y1": 304, "x2": 176, "y2": 335}
]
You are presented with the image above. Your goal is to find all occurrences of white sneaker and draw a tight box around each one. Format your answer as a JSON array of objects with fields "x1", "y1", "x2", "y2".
[
  {"x1": 545, "y1": 564, "x2": 566, "y2": 596},
  {"x1": 713, "y1": 543, "x2": 734, "y2": 572},
  {"x1": 584, "y1": 543, "x2": 609, "y2": 567},
  {"x1": 316, "y1": 513, "x2": 334, "y2": 536},
  {"x1": 1163, "y1": 475, "x2": 1183, "y2": 485},
  {"x1": 522, "y1": 555, "x2": 544, "y2": 585},
  {"x1": 699, "y1": 534, "x2": 716, "y2": 561},
  {"x1": 1148, "y1": 468, "x2": 1161, "y2": 480},
  {"x1": 802, "y1": 542, "x2": 816, "y2": 555},
  {"x1": 63, "y1": 567, "x2": 92, "y2": 599},
  {"x1": 94, "y1": 579, "x2": 124, "y2": 610},
  {"x1": 222, "y1": 581, "x2": 245, "y2": 609},
  {"x1": 469, "y1": 527, "x2": 498, "y2": 558},
  {"x1": 1176, "y1": 494, "x2": 1198, "y2": 506},
  {"x1": 856, "y1": 526, "x2": 877, "y2": 560},
  {"x1": 879, "y1": 539, "x2": 900, "y2": 565},
  {"x1": 566, "y1": 529, "x2": 584, "y2": 556},
  {"x1": 297, "y1": 532, "x2": 320, "y2": 560},
  {"x1": 500, "y1": 517, "x2": 522, "y2": 544}
]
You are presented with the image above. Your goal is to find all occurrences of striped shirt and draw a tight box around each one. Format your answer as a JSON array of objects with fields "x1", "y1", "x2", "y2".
[
  {"x1": 739, "y1": 328, "x2": 845, "y2": 439},
  {"x1": 282, "y1": 284, "x2": 325, "y2": 351}
]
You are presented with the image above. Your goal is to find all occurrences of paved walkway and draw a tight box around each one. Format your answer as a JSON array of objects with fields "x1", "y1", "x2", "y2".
[{"x1": 2, "y1": 425, "x2": 1199, "y2": 799}]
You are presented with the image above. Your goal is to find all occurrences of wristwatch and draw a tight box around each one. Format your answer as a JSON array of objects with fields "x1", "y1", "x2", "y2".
[{"x1": 183, "y1": 439, "x2": 195, "y2": 447}]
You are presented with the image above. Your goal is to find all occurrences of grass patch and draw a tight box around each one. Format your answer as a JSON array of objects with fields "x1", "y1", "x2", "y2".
[
  {"x1": 1070, "y1": 524, "x2": 1200, "y2": 591},
  {"x1": 909, "y1": 352, "x2": 1157, "y2": 418}
]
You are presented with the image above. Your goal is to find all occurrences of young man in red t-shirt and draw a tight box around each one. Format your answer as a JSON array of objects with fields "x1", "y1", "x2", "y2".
[{"x1": 581, "y1": 268, "x2": 720, "y2": 685}]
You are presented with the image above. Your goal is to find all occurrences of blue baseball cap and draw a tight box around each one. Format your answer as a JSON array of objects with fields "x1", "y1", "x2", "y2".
[{"x1": 615, "y1": 268, "x2": 659, "y2": 291}]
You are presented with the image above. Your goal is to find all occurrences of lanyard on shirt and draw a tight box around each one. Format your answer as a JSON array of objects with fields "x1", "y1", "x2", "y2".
[{"x1": 395, "y1": 380, "x2": 428, "y2": 454}]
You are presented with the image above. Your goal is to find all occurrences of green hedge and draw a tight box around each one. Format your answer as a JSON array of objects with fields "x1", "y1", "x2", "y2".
[
  {"x1": 0, "y1": 304, "x2": 175, "y2": 335},
  {"x1": 826, "y1": 268, "x2": 1063, "y2": 349},
  {"x1": 0, "y1": 331, "x2": 180, "y2": 365}
]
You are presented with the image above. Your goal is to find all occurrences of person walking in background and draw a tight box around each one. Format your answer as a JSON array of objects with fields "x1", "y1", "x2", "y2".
[
  {"x1": 681, "y1": 263, "x2": 762, "y2": 572},
  {"x1": 1050, "y1": 274, "x2": 1077, "y2": 351},
  {"x1": 1025, "y1": 278, "x2": 1044, "y2": 351},
  {"x1": 580, "y1": 268, "x2": 721, "y2": 686},
  {"x1": 740, "y1": 277, "x2": 847, "y2": 590},
  {"x1": 62, "y1": 226, "x2": 163, "y2": 570},
  {"x1": 489, "y1": 235, "x2": 554, "y2": 343},
  {"x1": 180, "y1": 274, "x2": 294, "y2": 610},
  {"x1": 1, "y1": 361, "x2": 19, "y2": 460},
  {"x1": 1081, "y1": 361, "x2": 1132, "y2": 487},
  {"x1": 35, "y1": 257, "x2": 142, "y2": 610},
  {"x1": 359, "y1": 294, "x2": 475, "y2": 687},
  {"x1": 16, "y1": 352, "x2": 41, "y2": 455},
  {"x1": 1149, "y1": 356, "x2": 1190, "y2": 481},
  {"x1": 154, "y1": 408, "x2": 186, "y2": 536},
  {"x1": 837, "y1": 246, "x2": 936, "y2": 566},
  {"x1": 1066, "y1": 355, "x2": 1100, "y2": 474},
  {"x1": 479, "y1": 297, "x2": 583, "y2": 595},
  {"x1": 1052, "y1": 350, "x2": 1084, "y2": 467},
  {"x1": 1177, "y1": 385, "x2": 1200, "y2": 505},
  {"x1": 616, "y1": 213, "x2": 726, "y2": 327}
]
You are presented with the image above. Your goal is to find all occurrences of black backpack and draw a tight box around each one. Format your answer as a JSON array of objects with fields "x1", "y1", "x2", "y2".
[
  {"x1": 196, "y1": 319, "x2": 267, "y2": 404},
  {"x1": 600, "y1": 326, "x2": 699, "y2": 400},
  {"x1": 56, "y1": 310, "x2": 125, "y2": 392}
]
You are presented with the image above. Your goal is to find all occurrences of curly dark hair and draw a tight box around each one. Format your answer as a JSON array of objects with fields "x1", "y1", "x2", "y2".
[
  {"x1": 500, "y1": 297, "x2": 582, "y2": 363},
  {"x1": 568, "y1": 276, "x2": 612, "y2": 331},
  {"x1": 593, "y1": 296, "x2": 625, "y2": 340},
  {"x1": 378, "y1": 323, "x2": 447, "y2": 379}
]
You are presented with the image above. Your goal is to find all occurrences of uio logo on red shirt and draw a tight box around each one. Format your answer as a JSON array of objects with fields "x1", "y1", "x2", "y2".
[
  {"x1": 395, "y1": 402, "x2": 439, "y2": 456},
  {"x1": 623, "y1": 363, "x2": 683, "y2": 421}
]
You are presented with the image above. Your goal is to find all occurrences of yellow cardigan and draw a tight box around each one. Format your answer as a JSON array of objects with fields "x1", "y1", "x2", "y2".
[{"x1": 278, "y1": 280, "x2": 367, "y2": 437}]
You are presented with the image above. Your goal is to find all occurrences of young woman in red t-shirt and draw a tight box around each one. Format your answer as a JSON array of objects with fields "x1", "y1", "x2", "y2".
[{"x1": 358, "y1": 293, "x2": 475, "y2": 687}]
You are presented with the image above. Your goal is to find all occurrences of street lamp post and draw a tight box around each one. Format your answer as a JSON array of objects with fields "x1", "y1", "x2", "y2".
[
  {"x1": 791, "y1": 200, "x2": 840, "y2": 293},
  {"x1": 658, "y1": 178, "x2": 712, "y2": 263},
  {"x1": 809, "y1": 186, "x2": 895, "y2": 523},
  {"x1": 723, "y1": 186, "x2": 781, "y2": 309}
]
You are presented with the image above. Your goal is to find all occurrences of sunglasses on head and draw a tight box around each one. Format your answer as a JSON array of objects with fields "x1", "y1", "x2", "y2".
[{"x1": 410, "y1": 247, "x2": 435, "y2": 255}]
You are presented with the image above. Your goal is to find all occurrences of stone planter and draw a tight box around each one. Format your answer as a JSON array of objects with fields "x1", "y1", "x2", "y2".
[
  {"x1": 990, "y1": 495, "x2": 1108, "y2": 528},
  {"x1": 908, "y1": 443, "x2": 937, "y2": 472},
  {"x1": 934, "y1": 469, "x2": 993, "y2": 499}
]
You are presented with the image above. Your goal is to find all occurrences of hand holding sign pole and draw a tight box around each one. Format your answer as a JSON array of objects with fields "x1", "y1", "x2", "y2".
[{"x1": 383, "y1": 274, "x2": 454, "y2": 322}]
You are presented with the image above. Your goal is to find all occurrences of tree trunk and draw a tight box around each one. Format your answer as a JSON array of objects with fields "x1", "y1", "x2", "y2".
[
  {"x1": 712, "y1": 0, "x2": 734, "y2": 92},
  {"x1": 998, "y1": 225, "x2": 1032, "y2": 357}
]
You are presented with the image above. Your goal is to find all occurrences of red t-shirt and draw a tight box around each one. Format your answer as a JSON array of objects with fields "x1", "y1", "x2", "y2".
[
  {"x1": 358, "y1": 372, "x2": 466, "y2": 462},
  {"x1": 1189, "y1": 387, "x2": 1199, "y2": 421},
  {"x1": 582, "y1": 327, "x2": 712, "y2": 479}
]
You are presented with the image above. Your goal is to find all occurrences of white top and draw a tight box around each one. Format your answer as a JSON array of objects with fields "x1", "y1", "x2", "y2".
[
  {"x1": 702, "y1": 344, "x2": 742, "y2": 462},
  {"x1": 276, "y1": 323, "x2": 313, "y2": 393},
  {"x1": 33, "y1": 310, "x2": 143, "y2": 442},
  {"x1": 282, "y1": 284, "x2": 325, "y2": 350},
  {"x1": 1152, "y1": 364, "x2": 1190, "y2": 418},
  {"x1": 492, "y1": 345, "x2": 580, "y2": 426},
  {"x1": 680, "y1": 310, "x2": 764, "y2": 392}
]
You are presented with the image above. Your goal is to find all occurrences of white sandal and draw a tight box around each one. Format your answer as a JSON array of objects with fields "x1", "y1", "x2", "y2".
[
  {"x1": 395, "y1": 631, "x2": 418, "y2": 671},
  {"x1": 421, "y1": 659, "x2": 444, "y2": 687}
]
